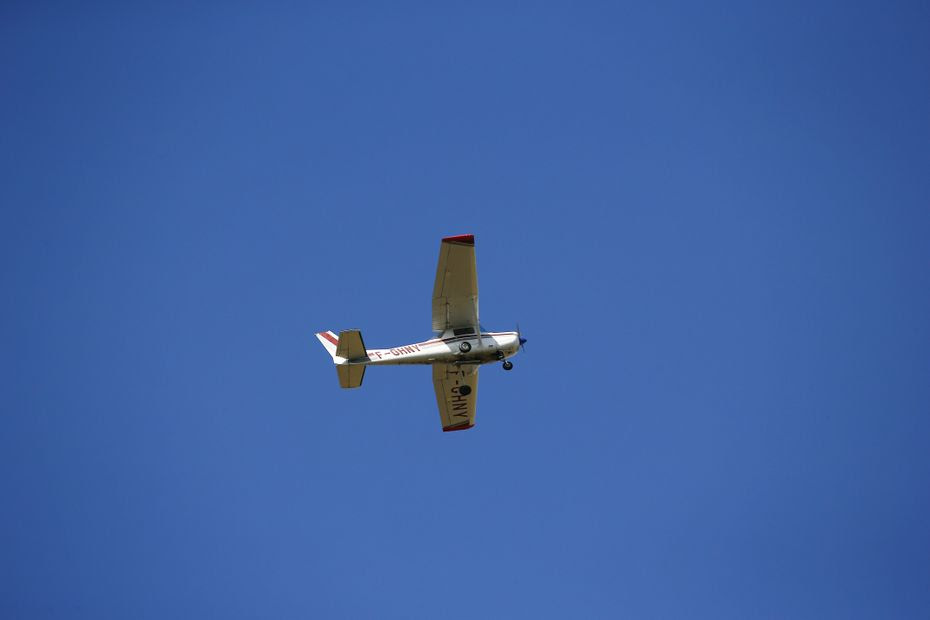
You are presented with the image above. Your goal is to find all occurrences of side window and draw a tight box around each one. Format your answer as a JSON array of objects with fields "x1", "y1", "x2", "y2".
[{"x1": 453, "y1": 327, "x2": 476, "y2": 336}]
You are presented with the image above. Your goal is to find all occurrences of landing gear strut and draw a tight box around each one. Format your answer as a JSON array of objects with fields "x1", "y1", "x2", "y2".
[{"x1": 502, "y1": 361, "x2": 513, "y2": 371}]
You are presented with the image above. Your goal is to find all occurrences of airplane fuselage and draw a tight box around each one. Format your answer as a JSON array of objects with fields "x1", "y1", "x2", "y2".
[{"x1": 350, "y1": 331, "x2": 521, "y2": 366}]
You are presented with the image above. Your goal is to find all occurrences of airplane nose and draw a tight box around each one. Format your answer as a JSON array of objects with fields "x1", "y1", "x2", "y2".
[{"x1": 519, "y1": 337, "x2": 527, "y2": 346}]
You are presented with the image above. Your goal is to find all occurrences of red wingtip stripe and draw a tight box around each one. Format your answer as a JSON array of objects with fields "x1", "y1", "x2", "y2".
[
  {"x1": 443, "y1": 422, "x2": 474, "y2": 432},
  {"x1": 442, "y1": 234, "x2": 474, "y2": 246},
  {"x1": 319, "y1": 331, "x2": 338, "y2": 346}
]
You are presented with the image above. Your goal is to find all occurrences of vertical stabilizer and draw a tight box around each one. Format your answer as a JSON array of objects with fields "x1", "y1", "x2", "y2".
[{"x1": 315, "y1": 331, "x2": 339, "y2": 359}]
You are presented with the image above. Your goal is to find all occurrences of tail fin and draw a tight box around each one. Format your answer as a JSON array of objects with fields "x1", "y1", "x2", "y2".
[
  {"x1": 315, "y1": 329, "x2": 369, "y2": 389},
  {"x1": 315, "y1": 331, "x2": 340, "y2": 360}
]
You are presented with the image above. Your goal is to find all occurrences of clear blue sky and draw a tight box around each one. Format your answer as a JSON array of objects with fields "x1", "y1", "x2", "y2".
[{"x1": 3, "y1": 2, "x2": 930, "y2": 618}]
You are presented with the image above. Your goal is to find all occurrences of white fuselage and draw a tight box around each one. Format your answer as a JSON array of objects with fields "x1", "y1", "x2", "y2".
[{"x1": 350, "y1": 331, "x2": 521, "y2": 366}]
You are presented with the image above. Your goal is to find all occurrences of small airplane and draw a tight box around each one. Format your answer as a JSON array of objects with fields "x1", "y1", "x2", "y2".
[{"x1": 315, "y1": 234, "x2": 526, "y2": 432}]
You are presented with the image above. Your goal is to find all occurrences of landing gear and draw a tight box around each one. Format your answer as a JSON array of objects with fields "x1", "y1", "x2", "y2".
[
  {"x1": 459, "y1": 341, "x2": 471, "y2": 353},
  {"x1": 502, "y1": 361, "x2": 513, "y2": 371}
]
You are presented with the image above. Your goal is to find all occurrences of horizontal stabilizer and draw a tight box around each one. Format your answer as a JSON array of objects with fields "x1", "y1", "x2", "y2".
[
  {"x1": 337, "y1": 364, "x2": 366, "y2": 389},
  {"x1": 335, "y1": 329, "x2": 368, "y2": 361}
]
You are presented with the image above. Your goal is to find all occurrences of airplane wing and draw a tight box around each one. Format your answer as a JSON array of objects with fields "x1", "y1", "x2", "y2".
[
  {"x1": 432, "y1": 234, "x2": 478, "y2": 333},
  {"x1": 433, "y1": 363, "x2": 478, "y2": 432}
]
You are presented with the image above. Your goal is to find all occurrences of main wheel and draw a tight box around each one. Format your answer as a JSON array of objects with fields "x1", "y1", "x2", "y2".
[
  {"x1": 459, "y1": 341, "x2": 471, "y2": 353},
  {"x1": 502, "y1": 361, "x2": 513, "y2": 371}
]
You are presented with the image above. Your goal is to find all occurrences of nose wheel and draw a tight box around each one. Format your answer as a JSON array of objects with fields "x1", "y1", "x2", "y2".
[{"x1": 502, "y1": 361, "x2": 513, "y2": 371}]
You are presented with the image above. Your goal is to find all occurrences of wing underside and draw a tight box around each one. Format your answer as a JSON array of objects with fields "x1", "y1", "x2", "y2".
[
  {"x1": 433, "y1": 363, "x2": 478, "y2": 432},
  {"x1": 432, "y1": 235, "x2": 478, "y2": 333}
]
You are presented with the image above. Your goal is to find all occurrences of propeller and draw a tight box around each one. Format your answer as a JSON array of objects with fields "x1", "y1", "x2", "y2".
[{"x1": 517, "y1": 323, "x2": 527, "y2": 351}]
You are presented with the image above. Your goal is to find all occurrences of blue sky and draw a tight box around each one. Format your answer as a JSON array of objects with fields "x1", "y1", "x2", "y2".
[{"x1": 3, "y1": 2, "x2": 930, "y2": 618}]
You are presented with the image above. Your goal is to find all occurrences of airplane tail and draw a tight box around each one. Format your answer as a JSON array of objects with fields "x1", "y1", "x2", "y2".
[{"x1": 315, "y1": 329, "x2": 369, "y2": 389}]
